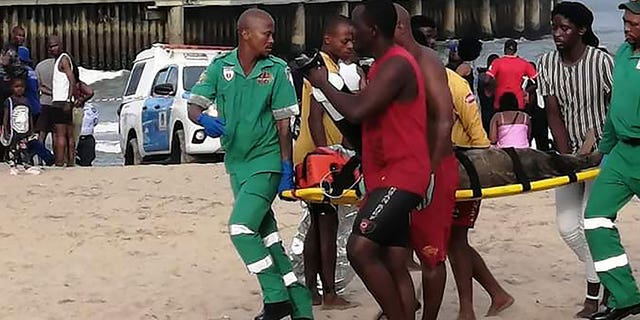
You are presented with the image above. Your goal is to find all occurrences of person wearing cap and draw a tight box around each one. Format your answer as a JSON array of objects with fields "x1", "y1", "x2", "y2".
[
  {"x1": 584, "y1": 2, "x2": 640, "y2": 319},
  {"x1": 17, "y1": 46, "x2": 41, "y2": 124},
  {"x1": 536, "y1": 2, "x2": 614, "y2": 318},
  {"x1": 485, "y1": 39, "x2": 537, "y2": 112}
]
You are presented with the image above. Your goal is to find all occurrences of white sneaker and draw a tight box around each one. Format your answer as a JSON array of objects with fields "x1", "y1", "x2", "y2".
[
  {"x1": 25, "y1": 167, "x2": 41, "y2": 175},
  {"x1": 9, "y1": 168, "x2": 19, "y2": 176}
]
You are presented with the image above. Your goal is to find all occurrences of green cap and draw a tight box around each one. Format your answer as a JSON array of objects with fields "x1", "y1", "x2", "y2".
[{"x1": 620, "y1": 0, "x2": 640, "y2": 14}]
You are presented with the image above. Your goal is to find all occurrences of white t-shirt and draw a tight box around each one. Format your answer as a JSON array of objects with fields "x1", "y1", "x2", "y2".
[{"x1": 80, "y1": 103, "x2": 99, "y2": 136}]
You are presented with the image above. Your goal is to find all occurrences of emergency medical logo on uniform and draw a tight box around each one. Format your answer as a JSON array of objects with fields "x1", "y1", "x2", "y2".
[
  {"x1": 257, "y1": 71, "x2": 273, "y2": 85},
  {"x1": 223, "y1": 66, "x2": 235, "y2": 82}
]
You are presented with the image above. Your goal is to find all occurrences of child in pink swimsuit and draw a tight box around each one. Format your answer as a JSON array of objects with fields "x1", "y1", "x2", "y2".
[{"x1": 489, "y1": 92, "x2": 531, "y2": 148}]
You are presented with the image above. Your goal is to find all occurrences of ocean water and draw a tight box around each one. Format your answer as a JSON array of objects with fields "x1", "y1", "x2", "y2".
[
  {"x1": 479, "y1": 0, "x2": 624, "y2": 64},
  {"x1": 90, "y1": 1, "x2": 626, "y2": 166}
]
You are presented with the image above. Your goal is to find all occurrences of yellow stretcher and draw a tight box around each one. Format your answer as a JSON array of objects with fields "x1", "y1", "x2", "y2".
[{"x1": 281, "y1": 168, "x2": 601, "y2": 204}]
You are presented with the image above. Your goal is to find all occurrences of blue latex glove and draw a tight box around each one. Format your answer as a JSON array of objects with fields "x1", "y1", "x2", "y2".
[
  {"x1": 278, "y1": 160, "x2": 295, "y2": 200},
  {"x1": 197, "y1": 114, "x2": 225, "y2": 138},
  {"x1": 601, "y1": 154, "x2": 608, "y2": 167}
]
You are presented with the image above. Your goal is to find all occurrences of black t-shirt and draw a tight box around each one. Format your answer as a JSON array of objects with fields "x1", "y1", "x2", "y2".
[{"x1": 4, "y1": 95, "x2": 32, "y2": 140}]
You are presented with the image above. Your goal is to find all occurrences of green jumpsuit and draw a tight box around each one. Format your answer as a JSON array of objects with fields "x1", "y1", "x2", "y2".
[
  {"x1": 585, "y1": 42, "x2": 640, "y2": 309},
  {"x1": 190, "y1": 49, "x2": 313, "y2": 318}
]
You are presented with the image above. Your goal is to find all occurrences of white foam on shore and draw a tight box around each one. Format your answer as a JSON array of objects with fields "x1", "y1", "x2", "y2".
[
  {"x1": 94, "y1": 121, "x2": 119, "y2": 134},
  {"x1": 79, "y1": 67, "x2": 126, "y2": 85},
  {"x1": 95, "y1": 140, "x2": 121, "y2": 154}
]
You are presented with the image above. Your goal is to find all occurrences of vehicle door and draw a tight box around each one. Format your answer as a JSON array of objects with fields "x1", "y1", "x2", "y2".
[
  {"x1": 142, "y1": 66, "x2": 178, "y2": 153},
  {"x1": 118, "y1": 61, "x2": 147, "y2": 152}
]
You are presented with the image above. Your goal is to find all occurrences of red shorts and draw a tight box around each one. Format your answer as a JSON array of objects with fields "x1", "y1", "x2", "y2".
[
  {"x1": 453, "y1": 200, "x2": 482, "y2": 228},
  {"x1": 410, "y1": 155, "x2": 458, "y2": 268}
]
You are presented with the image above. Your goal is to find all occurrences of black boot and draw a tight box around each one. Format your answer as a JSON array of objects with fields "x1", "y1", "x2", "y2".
[
  {"x1": 254, "y1": 301, "x2": 293, "y2": 320},
  {"x1": 590, "y1": 302, "x2": 640, "y2": 320}
]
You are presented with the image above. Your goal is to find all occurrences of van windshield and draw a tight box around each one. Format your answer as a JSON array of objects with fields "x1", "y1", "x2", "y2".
[{"x1": 183, "y1": 66, "x2": 207, "y2": 91}]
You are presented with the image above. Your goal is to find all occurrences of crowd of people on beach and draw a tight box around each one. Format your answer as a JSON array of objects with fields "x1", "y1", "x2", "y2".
[
  {"x1": 184, "y1": 0, "x2": 640, "y2": 319},
  {"x1": 0, "y1": 26, "x2": 98, "y2": 174}
]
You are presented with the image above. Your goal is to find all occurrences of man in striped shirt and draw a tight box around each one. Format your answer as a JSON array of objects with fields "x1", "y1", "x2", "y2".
[{"x1": 536, "y1": 2, "x2": 614, "y2": 318}]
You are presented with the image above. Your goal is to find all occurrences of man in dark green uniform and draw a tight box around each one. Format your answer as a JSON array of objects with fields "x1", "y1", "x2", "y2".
[
  {"x1": 187, "y1": 8, "x2": 313, "y2": 320},
  {"x1": 586, "y1": 2, "x2": 640, "y2": 320}
]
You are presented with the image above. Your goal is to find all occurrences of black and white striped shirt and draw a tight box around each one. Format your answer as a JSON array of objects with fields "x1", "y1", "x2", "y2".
[{"x1": 537, "y1": 46, "x2": 614, "y2": 153}]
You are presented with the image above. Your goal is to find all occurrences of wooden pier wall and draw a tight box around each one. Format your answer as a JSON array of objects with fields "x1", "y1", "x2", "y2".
[{"x1": 0, "y1": 0, "x2": 554, "y2": 70}]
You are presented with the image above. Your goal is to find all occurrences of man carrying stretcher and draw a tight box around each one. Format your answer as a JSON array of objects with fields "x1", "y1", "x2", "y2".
[{"x1": 305, "y1": 1, "x2": 432, "y2": 318}]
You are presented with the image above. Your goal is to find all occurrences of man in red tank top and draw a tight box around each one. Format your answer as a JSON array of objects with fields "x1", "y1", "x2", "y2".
[{"x1": 305, "y1": 1, "x2": 432, "y2": 318}]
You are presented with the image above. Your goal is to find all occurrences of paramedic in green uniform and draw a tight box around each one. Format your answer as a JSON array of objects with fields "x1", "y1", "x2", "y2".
[
  {"x1": 585, "y1": 2, "x2": 640, "y2": 320},
  {"x1": 187, "y1": 8, "x2": 313, "y2": 320}
]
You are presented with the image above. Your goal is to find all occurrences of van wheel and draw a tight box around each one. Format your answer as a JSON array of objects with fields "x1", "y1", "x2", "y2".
[
  {"x1": 124, "y1": 137, "x2": 142, "y2": 165},
  {"x1": 170, "y1": 129, "x2": 195, "y2": 164}
]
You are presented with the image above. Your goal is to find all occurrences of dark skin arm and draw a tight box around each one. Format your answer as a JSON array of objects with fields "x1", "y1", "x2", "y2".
[
  {"x1": 544, "y1": 95, "x2": 571, "y2": 154},
  {"x1": 306, "y1": 57, "x2": 415, "y2": 123},
  {"x1": 187, "y1": 104, "x2": 201, "y2": 124},
  {"x1": 39, "y1": 83, "x2": 52, "y2": 96},
  {"x1": 276, "y1": 118, "x2": 293, "y2": 161},
  {"x1": 59, "y1": 56, "x2": 76, "y2": 100},
  {"x1": 308, "y1": 97, "x2": 328, "y2": 147},
  {"x1": 420, "y1": 51, "x2": 454, "y2": 168},
  {"x1": 74, "y1": 81, "x2": 94, "y2": 107}
]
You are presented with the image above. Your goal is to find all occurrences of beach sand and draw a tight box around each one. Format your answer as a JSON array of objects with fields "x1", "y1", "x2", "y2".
[{"x1": 1, "y1": 164, "x2": 640, "y2": 320}]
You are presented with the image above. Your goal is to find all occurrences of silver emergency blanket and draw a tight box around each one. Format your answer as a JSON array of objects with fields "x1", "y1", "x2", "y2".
[{"x1": 289, "y1": 204, "x2": 357, "y2": 294}]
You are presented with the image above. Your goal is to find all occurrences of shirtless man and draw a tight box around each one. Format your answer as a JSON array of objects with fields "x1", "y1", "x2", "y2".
[
  {"x1": 393, "y1": 4, "x2": 456, "y2": 320},
  {"x1": 394, "y1": 5, "x2": 515, "y2": 319},
  {"x1": 305, "y1": 1, "x2": 432, "y2": 318}
]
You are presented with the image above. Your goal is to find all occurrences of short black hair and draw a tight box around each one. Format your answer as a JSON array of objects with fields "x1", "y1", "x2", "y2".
[
  {"x1": 457, "y1": 37, "x2": 482, "y2": 62},
  {"x1": 504, "y1": 39, "x2": 518, "y2": 53},
  {"x1": 487, "y1": 53, "x2": 499, "y2": 66},
  {"x1": 323, "y1": 15, "x2": 353, "y2": 36},
  {"x1": 499, "y1": 92, "x2": 519, "y2": 112},
  {"x1": 413, "y1": 30, "x2": 429, "y2": 46},
  {"x1": 411, "y1": 15, "x2": 436, "y2": 29},
  {"x1": 10, "y1": 76, "x2": 26, "y2": 86},
  {"x1": 552, "y1": 1, "x2": 599, "y2": 47},
  {"x1": 362, "y1": 0, "x2": 397, "y2": 39}
]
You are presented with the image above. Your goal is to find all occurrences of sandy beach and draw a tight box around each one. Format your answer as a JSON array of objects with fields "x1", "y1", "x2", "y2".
[{"x1": 1, "y1": 164, "x2": 639, "y2": 320}]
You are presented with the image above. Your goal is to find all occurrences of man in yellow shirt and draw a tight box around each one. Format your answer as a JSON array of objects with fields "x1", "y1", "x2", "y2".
[
  {"x1": 447, "y1": 68, "x2": 514, "y2": 320},
  {"x1": 293, "y1": 15, "x2": 357, "y2": 310}
]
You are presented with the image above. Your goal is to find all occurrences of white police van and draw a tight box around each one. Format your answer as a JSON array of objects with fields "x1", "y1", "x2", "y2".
[{"x1": 118, "y1": 43, "x2": 231, "y2": 165}]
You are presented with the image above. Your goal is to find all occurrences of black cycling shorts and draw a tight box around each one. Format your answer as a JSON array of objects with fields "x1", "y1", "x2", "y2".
[{"x1": 351, "y1": 187, "x2": 422, "y2": 247}]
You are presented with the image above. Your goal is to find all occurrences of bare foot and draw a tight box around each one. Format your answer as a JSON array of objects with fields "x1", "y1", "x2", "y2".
[
  {"x1": 575, "y1": 299, "x2": 599, "y2": 319},
  {"x1": 486, "y1": 294, "x2": 515, "y2": 316},
  {"x1": 311, "y1": 293, "x2": 322, "y2": 306},
  {"x1": 322, "y1": 294, "x2": 359, "y2": 310}
]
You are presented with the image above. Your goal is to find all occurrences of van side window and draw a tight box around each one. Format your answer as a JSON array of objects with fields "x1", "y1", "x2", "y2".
[
  {"x1": 152, "y1": 68, "x2": 170, "y2": 90},
  {"x1": 166, "y1": 67, "x2": 179, "y2": 89},
  {"x1": 124, "y1": 62, "x2": 146, "y2": 96}
]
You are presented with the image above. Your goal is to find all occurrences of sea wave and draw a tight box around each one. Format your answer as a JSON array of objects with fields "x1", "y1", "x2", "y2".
[
  {"x1": 94, "y1": 122, "x2": 119, "y2": 134},
  {"x1": 79, "y1": 68, "x2": 127, "y2": 85},
  {"x1": 96, "y1": 140, "x2": 121, "y2": 154}
]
